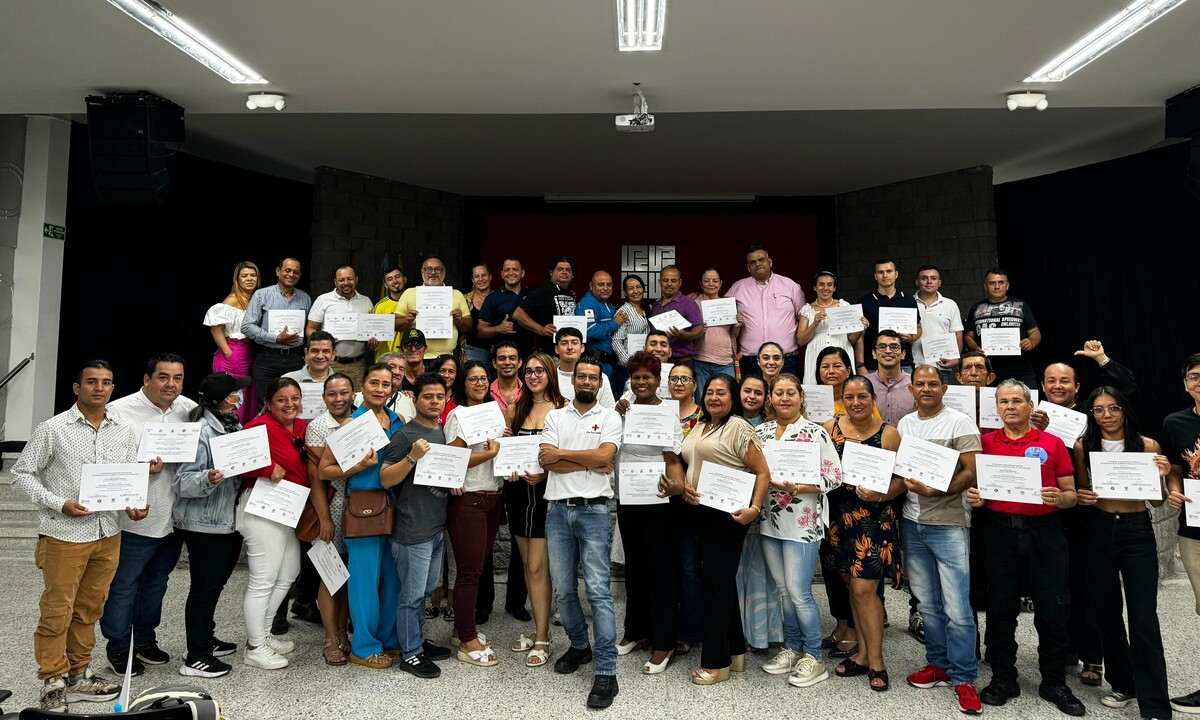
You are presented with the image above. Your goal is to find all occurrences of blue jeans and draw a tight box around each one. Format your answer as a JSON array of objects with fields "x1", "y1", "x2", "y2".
[
  {"x1": 100, "y1": 531, "x2": 182, "y2": 657},
  {"x1": 902, "y1": 519, "x2": 977, "y2": 683},
  {"x1": 390, "y1": 532, "x2": 445, "y2": 660},
  {"x1": 546, "y1": 501, "x2": 617, "y2": 675},
  {"x1": 345, "y1": 535, "x2": 400, "y2": 658},
  {"x1": 760, "y1": 536, "x2": 822, "y2": 658},
  {"x1": 692, "y1": 360, "x2": 735, "y2": 404}
]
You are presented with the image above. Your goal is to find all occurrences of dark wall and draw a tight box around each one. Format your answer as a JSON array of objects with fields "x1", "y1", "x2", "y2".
[
  {"x1": 58, "y1": 122, "x2": 313, "y2": 409},
  {"x1": 994, "y1": 141, "x2": 1200, "y2": 432}
]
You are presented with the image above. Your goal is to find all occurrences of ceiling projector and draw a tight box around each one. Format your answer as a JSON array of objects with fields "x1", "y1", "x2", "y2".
[{"x1": 616, "y1": 84, "x2": 655, "y2": 133}]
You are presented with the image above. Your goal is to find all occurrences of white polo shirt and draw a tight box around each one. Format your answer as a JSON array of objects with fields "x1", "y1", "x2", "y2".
[
  {"x1": 913, "y1": 291, "x2": 964, "y2": 365},
  {"x1": 309, "y1": 290, "x2": 374, "y2": 359},
  {"x1": 541, "y1": 401, "x2": 623, "y2": 500}
]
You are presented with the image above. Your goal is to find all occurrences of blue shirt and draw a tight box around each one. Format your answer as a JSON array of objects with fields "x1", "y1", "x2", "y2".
[
  {"x1": 241, "y1": 283, "x2": 313, "y2": 349},
  {"x1": 577, "y1": 291, "x2": 617, "y2": 356},
  {"x1": 346, "y1": 404, "x2": 405, "y2": 492}
]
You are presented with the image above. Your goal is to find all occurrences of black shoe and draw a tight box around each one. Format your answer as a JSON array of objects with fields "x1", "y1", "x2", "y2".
[
  {"x1": 422, "y1": 640, "x2": 451, "y2": 661},
  {"x1": 587, "y1": 675, "x2": 619, "y2": 709},
  {"x1": 135, "y1": 643, "x2": 170, "y2": 665},
  {"x1": 211, "y1": 638, "x2": 237, "y2": 657},
  {"x1": 179, "y1": 654, "x2": 231, "y2": 678},
  {"x1": 396, "y1": 654, "x2": 441, "y2": 679},
  {"x1": 507, "y1": 606, "x2": 532, "y2": 622},
  {"x1": 908, "y1": 610, "x2": 926, "y2": 645},
  {"x1": 271, "y1": 602, "x2": 290, "y2": 635},
  {"x1": 476, "y1": 610, "x2": 490, "y2": 625},
  {"x1": 108, "y1": 652, "x2": 145, "y2": 677},
  {"x1": 980, "y1": 681, "x2": 1021, "y2": 706},
  {"x1": 1039, "y1": 684, "x2": 1086, "y2": 716},
  {"x1": 1171, "y1": 688, "x2": 1200, "y2": 714},
  {"x1": 291, "y1": 600, "x2": 322, "y2": 624},
  {"x1": 1020, "y1": 596, "x2": 1035, "y2": 613},
  {"x1": 554, "y1": 646, "x2": 593, "y2": 675}
]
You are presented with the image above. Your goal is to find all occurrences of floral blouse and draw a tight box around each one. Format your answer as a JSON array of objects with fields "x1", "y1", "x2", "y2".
[{"x1": 755, "y1": 419, "x2": 843, "y2": 544}]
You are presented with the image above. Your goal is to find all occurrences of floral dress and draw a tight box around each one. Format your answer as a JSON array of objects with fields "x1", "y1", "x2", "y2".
[
  {"x1": 755, "y1": 419, "x2": 843, "y2": 543},
  {"x1": 829, "y1": 419, "x2": 903, "y2": 586}
]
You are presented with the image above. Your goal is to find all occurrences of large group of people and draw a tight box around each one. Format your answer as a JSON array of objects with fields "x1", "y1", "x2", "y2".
[{"x1": 12, "y1": 246, "x2": 1200, "y2": 718}]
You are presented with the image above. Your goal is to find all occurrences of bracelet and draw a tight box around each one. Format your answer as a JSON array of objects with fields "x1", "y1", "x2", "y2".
[
  {"x1": 749, "y1": 504, "x2": 761, "y2": 516},
  {"x1": 404, "y1": 455, "x2": 416, "y2": 464}
]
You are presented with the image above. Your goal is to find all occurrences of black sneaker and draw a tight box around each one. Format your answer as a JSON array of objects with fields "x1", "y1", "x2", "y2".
[
  {"x1": 1021, "y1": 596, "x2": 1035, "y2": 613},
  {"x1": 108, "y1": 652, "x2": 145, "y2": 677},
  {"x1": 422, "y1": 640, "x2": 451, "y2": 661},
  {"x1": 554, "y1": 645, "x2": 593, "y2": 675},
  {"x1": 587, "y1": 675, "x2": 619, "y2": 709},
  {"x1": 212, "y1": 638, "x2": 237, "y2": 657},
  {"x1": 180, "y1": 655, "x2": 231, "y2": 679},
  {"x1": 136, "y1": 643, "x2": 170, "y2": 665},
  {"x1": 1172, "y1": 688, "x2": 1200, "y2": 715},
  {"x1": 271, "y1": 600, "x2": 290, "y2": 635},
  {"x1": 980, "y1": 681, "x2": 1021, "y2": 706},
  {"x1": 397, "y1": 654, "x2": 441, "y2": 679},
  {"x1": 476, "y1": 610, "x2": 490, "y2": 625},
  {"x1": 1039, "y1": 684, "x2": 1086, "y2": 717},
  {"x1": 291, "y1": 600, "x2": 322, "y2": 624}
]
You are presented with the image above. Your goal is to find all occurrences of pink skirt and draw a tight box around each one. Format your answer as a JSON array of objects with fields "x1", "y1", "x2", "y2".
[{"x1": 213, "y1": 338, "x2": 255, "y2": 424}]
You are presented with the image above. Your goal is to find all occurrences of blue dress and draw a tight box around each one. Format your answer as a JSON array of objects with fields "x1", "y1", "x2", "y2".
[{"x1": 735, "y1": 414, "x2": 785, "y2": 649}]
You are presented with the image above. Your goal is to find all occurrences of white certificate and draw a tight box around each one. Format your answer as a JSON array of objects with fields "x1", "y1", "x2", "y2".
[
  {"x1": 416, "y1": 312, "x2": 453, "y2": 339},
  {"x1": 267, "y1": 309, "x2": 306, "y2": 336},
  {"x1": 618, "y1": 461, "x2": 669, "y2": 505},
  {"x1": 79, "y1": 463, "x2": 149, "y2": 510},
  {"x1": 976, "y1": 454, "x2": 1043, "y2": 505},
  {"x1": 921, "y1": 333, "x2": 960, "y2": 363},
  {"x1": 553, "y1": 315, "x2": 589, "y2": 342},
  {"x1": 493, "y1": 435, "x2": 543, "y2": 477},
  {"x1": 979, "y1": 387, "x2": 1038, "y2": 429},
  {"x1": 696, "y1": 462, "x2": 756, "y2": 513},
  {"x1": 1184, "y1": 478, "x2": 1200, "y2": 528},
  {"x1": 307, "y1": 540, "x2": 350, "y2": 594},
  {"x1": 323, "y1": 312, "x2": 359, "y2": 341},
  {"x1": 414, "y1": 443, "x2": 471, "y2": 488},
  {"x1": 326, "y1": 411, "x2": 391, "y2": 473},
  {"x1": 136, "y1": 422, "x2": 201, "y2": 463},
  {"x1": 626, "y1": 333, "x2": 647, "y2": 353},
  {"x1": 824, "y1": 304, "x2": 864, "y2": 335},
  {"x1": 656, "y1": 363, "x2": 675, "y2": 401},
  {"x1": 894, "y1": 436, "x2": 960, "y2": 492},
  {"x1": 415, "y1": 285, "x2": 453, "y2": 312},
  {"x1": 453, "y1": 401, "x2": 507, "y2": 445},
  {"x1": 209, "y1": 425, "x2": 271, "y2": 476},
  {"x1": 980, "y1": 326, "x2": 1021, "y2": 356},
  {"x1": 297, "y1": 381, "x2": 325, "y2": 421},
  {"x1": 701, "y1": 298, "x2": 738, "y2": 327},
  {"x1": 649, "y1": 310, "x2": 690, "y2": 333},
  {"x1": 763, "y1": 439, "x2": 821, "y2": 485},
  {"x1": 877, "y1": 307, "x2": 918, "y2": 335},
  {"x1": 801, "y1": 384, "x2": 835, "y2": 422},
  {"x1": 356, "y1": 313, "x2": 396, "y2": 341},
  {"x1": 943, "y1": 385, "x2": 977, "y2": 423},
  {"x1": 623, "y1": 403, "x2": 676, "y2": 448},
  {"x1": 1089, "y1": 452, "x2": 1162, "y2": 501},
  {"x1": 840, "y1": 441, "x2": 896, "y2": 494},
  {"x1": 245, "y1": 477, "x2": 311, "y2": 528},
  {"x1": 1037, "y1": 401, "x2": 1088, "y2": 447}
]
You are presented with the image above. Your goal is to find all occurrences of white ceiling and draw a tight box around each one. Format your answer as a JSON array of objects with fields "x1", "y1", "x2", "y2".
[{"x1": 2, "y1": 0, "x2": 1196, "y2": 193}]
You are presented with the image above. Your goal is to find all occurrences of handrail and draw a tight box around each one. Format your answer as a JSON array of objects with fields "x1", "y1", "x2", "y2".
[{"x1": 0, "y1": 353, "x2": 33, "y2": 394}]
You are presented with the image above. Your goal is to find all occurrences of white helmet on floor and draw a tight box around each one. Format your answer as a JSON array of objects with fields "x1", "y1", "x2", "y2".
[{"x1": 127, "y1": 685, "x2": 222, "y2": 720}]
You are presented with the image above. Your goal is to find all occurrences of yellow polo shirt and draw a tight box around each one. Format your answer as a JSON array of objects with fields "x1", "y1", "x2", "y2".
[
  {"x1": 372, "y1": 297, "x2": 400, "y2": 361},
  {"x1": 394, "y1": 286, "x2": 471, "y2": 359}
]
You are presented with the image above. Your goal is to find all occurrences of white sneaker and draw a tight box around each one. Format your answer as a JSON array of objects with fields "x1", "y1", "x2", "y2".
[
  {"x1": 265, "y1": 636, "x2": 295, "y2": 655},
  {"x1": 788, "y1": 654, "x2": 829, "y2": 688},
  {"x1": 244, "y1": 644, "x2": 288, "y2": 670},
  {"x1": 762, "y1": 648, "x2": 800, "y2": 675}
]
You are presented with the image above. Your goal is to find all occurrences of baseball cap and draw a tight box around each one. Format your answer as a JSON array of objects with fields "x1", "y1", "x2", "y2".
[
  {"x1": 197, "y1": 372, "x2": 251, "y2": 406},
  {"x1": 401, "y1": 329, "x2": 427, "y2": 347}
]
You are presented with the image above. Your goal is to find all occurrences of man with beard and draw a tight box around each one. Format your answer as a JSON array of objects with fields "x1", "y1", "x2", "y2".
[{"x1": 372, "y1": 265, "x2": 407, "y2": 361}]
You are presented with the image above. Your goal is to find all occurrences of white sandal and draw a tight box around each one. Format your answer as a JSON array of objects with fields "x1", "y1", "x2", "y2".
[
  {"x1": 456, "y1": 645, "x2": 498, "y2": 667},
  {"x1": 526, "y1": 640, "x2": 551, "y2": 668},
  {"x1": 643, "y1": 651, "x2": 673, "y2": 675},
  {"x1": 510, "y1": 633, "x2": 534, "y2": 653}
]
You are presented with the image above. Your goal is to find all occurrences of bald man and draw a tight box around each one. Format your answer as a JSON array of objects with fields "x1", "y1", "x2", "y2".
[{"x1": 577, "y1": 270, "x2": 620, "y2": 388}]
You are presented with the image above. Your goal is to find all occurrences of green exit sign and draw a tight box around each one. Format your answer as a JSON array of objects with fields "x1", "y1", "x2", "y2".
[{"x1": 43, "y1": 223, "x2": 65, "y2": 240}]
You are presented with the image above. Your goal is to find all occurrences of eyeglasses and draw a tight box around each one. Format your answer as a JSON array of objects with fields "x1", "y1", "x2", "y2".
[
  {"x1": 1090, "y1": 405, "x2": 1123, "y2": 417},
  {"x1": 1186, "y1": 373, "x2": 1200, "y2": 384},
  {"x1": 421, "y1": 266, "x2": 445, "y2": 275},
  {"x1": 668, "y1": 376, "x2": 694, "y2": 385},
  {"x1": 466, "y1": 376, "x2": 490, "y2": 385},
  {"x1": 524, "y1": 367, "x2": 547, "y2": 377},
  {"x1": 876, "y1": 344, "x2": 902, "y2": 352}
]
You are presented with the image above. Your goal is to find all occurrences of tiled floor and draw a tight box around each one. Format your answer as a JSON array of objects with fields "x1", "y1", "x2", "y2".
[{"x1": 1, "y1": 560, "x2": 1197, "y2": 719}]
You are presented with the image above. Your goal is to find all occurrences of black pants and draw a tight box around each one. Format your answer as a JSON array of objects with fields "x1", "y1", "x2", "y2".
[
  {"x1": 691, "y1": 505, "x2": 748, "y2": 669},
  {"x1": 982, "y1": 510, "x2": 1070, "y2": 687},
  {"x1": 293, "y1": 540, "x2": 320, "y2": 608},
  {"x1": 179, "y1": 529, "x2": 242, "y2": 661},
  {"x1": 251, "y1": 348, "x2": 304, "y2": 411},
  {"x1": 504, "y1": 535, "x2": 528, "y2": 613},
  {"x1": 1065, "y1": 506, "x2": 1103, "y2": 665},
  {"x1": 617, "y1": 503, "x2": 679, "y2": 652},
  {"x1": 1082, "y1": 510, "x2": 1170, "y2": 719}
]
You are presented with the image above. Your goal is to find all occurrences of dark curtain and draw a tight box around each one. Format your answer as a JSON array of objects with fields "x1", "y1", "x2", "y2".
[{"x1": 994, "y1": 141, "x2": 1200, "y2": 433}]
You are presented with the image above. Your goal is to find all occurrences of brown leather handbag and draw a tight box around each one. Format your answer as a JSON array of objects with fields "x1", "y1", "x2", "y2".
[
  {"x1": 294, "y1": 499, "x2": 321, "y2": 543},
  {"x1": 342, "y1": 489, "x2": 394, "y2": 538}
]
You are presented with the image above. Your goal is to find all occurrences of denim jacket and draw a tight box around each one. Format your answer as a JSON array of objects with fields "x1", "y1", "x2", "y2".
[{"x1": 173, "y1": 411, "x2": 242, "y2": 534}]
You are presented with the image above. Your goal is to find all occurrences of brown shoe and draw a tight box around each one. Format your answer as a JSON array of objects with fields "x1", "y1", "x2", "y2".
[{"x1": 349, "y1": 652, "x2": 393, "y2": 669}]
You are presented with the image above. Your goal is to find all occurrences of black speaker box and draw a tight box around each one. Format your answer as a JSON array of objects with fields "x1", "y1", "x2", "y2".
[{"x1": 85, "y1": 91, "x2": 185, "y2": 205}]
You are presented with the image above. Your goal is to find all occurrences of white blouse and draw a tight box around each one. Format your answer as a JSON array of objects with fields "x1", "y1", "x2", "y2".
[{"x1": 203, "y1": 302, "x2": 247, "y2": 340}]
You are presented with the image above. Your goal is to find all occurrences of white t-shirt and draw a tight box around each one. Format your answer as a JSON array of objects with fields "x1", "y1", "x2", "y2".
[
  {"x1": 444, "y1": 406, "x2": 502, "y2": 493},
  {"x1": 615, "y1": 401, "x2": 683, "y2": 500},
  {"x1": 895, "y1": 406, "x2": 982, "y2": 526},
  {"x1": 541, "y1": 402, "x2": 623, "y2": 500},
  {"x1": 203, "y1": 302, "x2": 247, "y2": 341},
  {"x1": 558, "y1": 368, "x2": 616, "y2": 409},
  {"x1": 309, "y1": 290, "x2": 374, "y2": 358},
  {"x1": 912, "y1": 292, "x2": 964, "y2": 366}
]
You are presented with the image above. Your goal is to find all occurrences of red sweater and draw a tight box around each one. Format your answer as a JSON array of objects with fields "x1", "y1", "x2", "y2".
[{"x1": 242, "y1": 413, "x2": 310, "y2": 490}]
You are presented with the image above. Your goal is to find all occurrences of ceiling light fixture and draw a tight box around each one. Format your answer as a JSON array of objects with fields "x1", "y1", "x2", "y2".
[
  {"x1": 246, "y1": 93, "x2": 286, "y2": 110},
  {"x1": 1024, "y1": 0, "x2": 1190, "y2": 82},
  {"x1": 105, "y1": 0, "x2": 268, "y2": 84},
  {"x1": 616, "y1": 0, "x2": 667, "y2": 52},
  {"x1": 1006, "y1": 91, "x2": 1049, "y2": 111}
]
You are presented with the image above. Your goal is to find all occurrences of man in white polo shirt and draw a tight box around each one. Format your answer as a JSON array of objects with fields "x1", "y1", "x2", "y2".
[
  {"x1": 538, "y1": 354, "x2": 623, "y2": 710},
  {"x1": 912, "y1": 264, "x2": 964, "y2": 384},
  {"x1": 554, "y1": 327, "x2": 616, "y2": 409},
  {"x1": 306, "y1": 265, "x2": 374, "y2": 389}
]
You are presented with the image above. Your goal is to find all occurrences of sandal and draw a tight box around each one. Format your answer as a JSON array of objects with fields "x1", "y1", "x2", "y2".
[
  {"x1": 835, "y1": 658, "x2": 869, "y2": 677},
  {"x1": 456, "y1": 645, "x2": 498, "y2": 667},
  {"x1": 829, "y1": 641, "x2": 859, "y2": 659},
  {"x1": 526, "y1": 640, "x2": 551, "y2": 668},
  {"x1": 511, "y1": 633, "x2": 535, "y2": 653},
  {"x1": 323, "y1": 641, "x2": 348, "y2": 667},
  {"x1": 451, "y1": 632, "x2": 487, "y2": 649},
  {"x1": 1080, "y1": 663, "x2": 1103, "y2": 687},
  {"x1": 868, "y1": 668, "x2": 890, "y2": 691}
]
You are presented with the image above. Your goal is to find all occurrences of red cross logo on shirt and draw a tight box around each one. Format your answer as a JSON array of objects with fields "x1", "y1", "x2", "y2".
[{"x1": 592, "y1": 424, "x2": 600, "y2": 432}]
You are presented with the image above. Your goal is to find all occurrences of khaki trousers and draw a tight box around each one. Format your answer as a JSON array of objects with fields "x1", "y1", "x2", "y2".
[{"x1": 34, "y1": 534, "x2": 121, "y2": 680}]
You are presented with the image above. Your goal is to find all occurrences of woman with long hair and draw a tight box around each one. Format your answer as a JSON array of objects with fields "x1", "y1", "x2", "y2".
[
  {"x1": 612, "y1": 274, "x2": 652, "y2": 369},
  {"x1": 756, "y1": 342, "x2": 786, "y2": 388},
  {"x1": 693, "y1": 267, "x2": 739, "y2": 400},
  {"x1": 740, "y1": 375, "x2": 769, "y2": 426},
  {"x1": 203, "y1": 261, "x2": 260, "y2": 423}
]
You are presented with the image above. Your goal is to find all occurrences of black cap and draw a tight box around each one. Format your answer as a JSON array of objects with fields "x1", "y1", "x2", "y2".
[
  {"x1": 401, "y1": 329, "x2": 427, "y2": 347},
  {"x1": 197, "y1": 372, "x2": 251, "y2": 406}
]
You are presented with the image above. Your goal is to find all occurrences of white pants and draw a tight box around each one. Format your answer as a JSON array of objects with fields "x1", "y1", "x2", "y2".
[{"x1": 236, "y1": 492, "x2": 300, "y2": 647}]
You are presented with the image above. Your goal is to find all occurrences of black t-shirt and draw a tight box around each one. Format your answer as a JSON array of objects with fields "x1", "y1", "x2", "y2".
[
  {"x1": 381, "y1": 421, "x2": 448, "y2": 545},
  {"x1": 858, "y1": 289, "x2": 920, "y2": 372},
  {"x1": 518, "y1": 282, "x2": 576, "y2": 355},
  {"x1": 964, "y1": 297, "x2": 1038, "y2": 384},
  {"x1": 476, "y1": 287, "x2": 527, "y2": 355},
  {"x1": 1162, "y1": 407, "x2": 1200, "y2": 540}
]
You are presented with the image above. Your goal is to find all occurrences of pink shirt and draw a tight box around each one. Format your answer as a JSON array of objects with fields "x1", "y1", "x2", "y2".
[
  {"x1": 725, "y1": 272, "x2": 806, "y2": 356},
  {"x1": 490, "y1": 378, "x2": 524, "y2": 416}
]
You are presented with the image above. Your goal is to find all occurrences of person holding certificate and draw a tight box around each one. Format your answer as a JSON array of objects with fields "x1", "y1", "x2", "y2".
[
  {"x1": 650, "y1": 265, "x2": 705, "y2": 365},
  {"x1": 672, "y1": 374, "x2": 770, "y2": 686},
  {"x1": 203, "y1": 260, "x2": 260, "y2": 423},
  {"x1": 823, "y1": 376, "x2": 904, "y2": 692},
  {"x1": 611, "y1": 274, "x2": 652, "y2": 369},
  {"x1": 444, "y1": 361, "x2": 505, "y2": 667},
  {"x1": 502, "y1": 351, "x2": 564, "y2": 668},
  {"x1": 1164, "y1": 352, "x2": 1200, "y2": 716},
  {"x1": 305, "y1": 265, "x2": 374, "y2": 389},
  {"x1": 963, "y1": 268, "x2": 1040, "y2": 387},
  {"x1": 754, "y1": 375, "x2": 843, "y2": 690},
  {"x1": 174, "y1": 372, "x2": 254, "y2": 679},
  {"x1": 668, "y1": 364, "x2": 704, "y2": 436},
  {"x1": 320, "y1": 365, "x2": 406, "y2": 671},
  {"x1": 796, "y1": 270, "x2": 863, "y2": 385},
  {"x1": 555, "y1": 327, "x2": 616, "y2": 409},
  {"x1": 612, "y1": 352, "x2": 687, "y2": 675},
  {"x1": 693, "y1": 268, "x2": 739, "y2": 403},
  {"x1": 235, "y1": 377, "x2": 310, "y2": 672},
  {"x1": 1071, "y1": 387, "x2": 1172, "y2": 719},
  {"x1": 240, "y1": 257, "x2": 312, "y2": 411},
  {"x1": 392, "y1": 255, "x2": 473, "y2": 361},
  {"x1": 966, "y1": 379, "x2": 1084, "y2": 716}
]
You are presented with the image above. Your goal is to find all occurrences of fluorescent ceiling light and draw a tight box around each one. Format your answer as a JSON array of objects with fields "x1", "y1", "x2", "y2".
[
  {"x1": 105, "y1": 0, "x2": 268, "y2": 84},
  {"x1": 1025, "y1": 0, "x2": 1190, "y2": 82},
  {"x1": 617, "y1": 0, "x2": 667, "y2": 51},
  {"x1": 544, "y1": 194, "x2": 754, "y2": 203}
]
